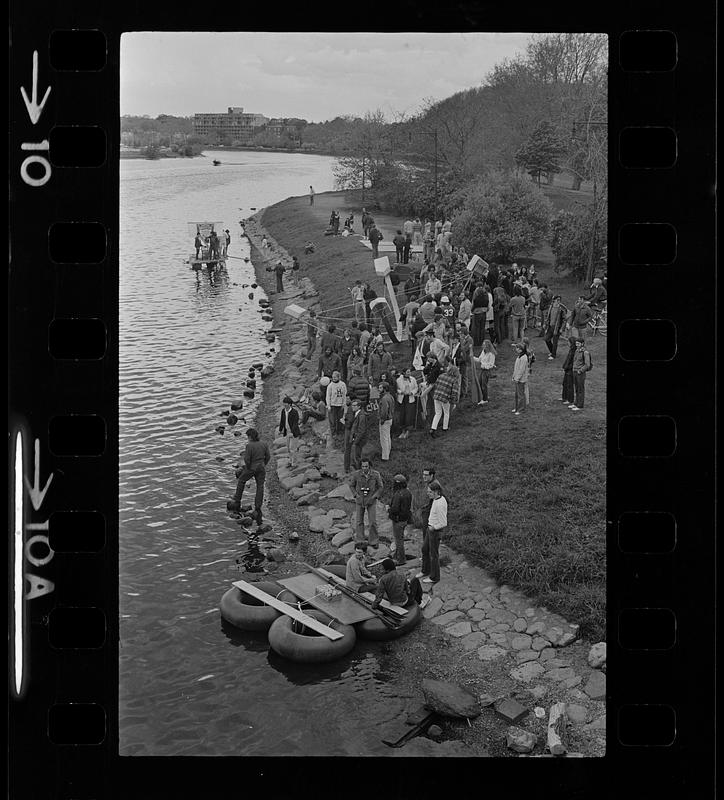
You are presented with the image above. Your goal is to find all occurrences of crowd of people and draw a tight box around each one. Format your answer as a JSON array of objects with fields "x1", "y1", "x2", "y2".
[{"x1": 228, "y1": 204, "x2": 607, "y2": 600}]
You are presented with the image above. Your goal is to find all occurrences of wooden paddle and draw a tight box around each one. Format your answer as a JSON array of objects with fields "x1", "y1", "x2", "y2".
[{"x1": 302, "y1": 563, "x2": 401, "y2": 630}]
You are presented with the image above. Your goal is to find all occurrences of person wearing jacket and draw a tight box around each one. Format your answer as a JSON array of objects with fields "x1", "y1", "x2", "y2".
[
  {"x1": 347, "y1": 365, "x2": 371, "y2": 405},
  {"x1": 388, "y1": 474, "x2": 413, "y2": 566},
  {"x1": 569, "y1": 298, "x2": 593, "y2": 339},
  {"x1": 420, "y1": 353, "x2": 442, "y2": 422},
  {"x1": 492, "y1": 286, "x2": 509, "y2": 345},
  {"x1": 326, "y1": 371, "x2": 348, "y2": 438},
  {"x1": 368, "y1": 224, "x2": 383, "y2": 259},
  {"x1": 342, "y1": 399, "x2": 356, "y2": 474},
  {"x1": 511, "y1": 344, "x2": 528, "y2": 415},
  {"x1": 377, "y1": 381, "x2": 395, "y2": 461},
  {"x1": 470, "y1": 284, "x2": 489, "y2": 347},
  {"x1": 279, "y1": 396, "x2": 301, "y2": 466},
  {"x1": 346, "y1": 345, "x2": 365, "y2": 381},
  {"x1": 538, "y1": 284, "x2": 552, "y2": 336},
  {"x1": 349, "y1": 399, "x2": 370, "y2": 470},
  {"x1": 349, "y1": 458, "x2": 383, "y2": 546},
  {"x1": 228, "y1": 428, "x2": 270, "y2": 524},
  {"x1": 430, "y1": 362, "x2": 460, "y2": 436},
  {"x1": 395, "y1": 368, "x2": 419, "y2": 439},
  {"x1": 570, "y1": 338, "x2": 593, "y2": 411},
  {"x1": 320, "y1": 323, "x2": 339, "y2": 354},
  {"x1": 338, "y1": 328, "x2": 356, "y2": 382},
  {"x1": 544, "y1": 295, "x2": 567, "y2": 359},
  {"x1": 476, "y1": 339, "x2": 496, "y2": 405},
  {"x1": 509, "y1": 286, "x2": 527, "y2": 343},
  {"x1": 300, "y1": 390, "x2": 327, "y2": 426},
  {"x1": 317, "y1": 347, "x2": 342, "y2": 380},
  {"x1": 367, "y1": 343, "x2": 394, "y2": 384},
  {"x1": 560, "y1": 336, "x2": 577, "y2": 405}
]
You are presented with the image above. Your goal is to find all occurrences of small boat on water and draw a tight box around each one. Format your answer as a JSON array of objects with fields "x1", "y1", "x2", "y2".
[
  {"x1": 187, "y1": 220, "x2": 228, "y2": 270},
  {"x1": 212, "y1": 159, "x2": 221, "y2": 166}
]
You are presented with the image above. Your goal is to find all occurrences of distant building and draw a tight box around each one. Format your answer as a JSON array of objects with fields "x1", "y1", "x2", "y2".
[
  {"x1": 193, "y1": 107, "x2": 270, "y2": 142},
  {"x1": 266, "y1": 118, "x2": 307, "y2": 141}
]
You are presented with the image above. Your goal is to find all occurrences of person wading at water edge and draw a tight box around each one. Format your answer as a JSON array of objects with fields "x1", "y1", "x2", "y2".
[
  {"x1": 228, "y1": 428, "x2": 270, "y2": 525},
  {"x1": 279, "y1": 396, "x2": 301, "y2": 467},
  {"x1": 388, "y1": 474, "x2": 413, "y2": 566},
  {"x1": 420, "y1": 480, "x2": 447, "y2": 586},
  {"x1": 350, "y1": 458, "x2": 383, "y2": 548},
  {"x1": 345, "y1": 542, "x2": 377, "y2": 593}
]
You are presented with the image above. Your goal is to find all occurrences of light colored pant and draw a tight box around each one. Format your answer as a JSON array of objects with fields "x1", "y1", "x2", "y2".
[
  {"x1": 431, "y1": 399, "x2": 450, "y2": 430},
  {"x1": 355, "y1": 503, "x2": 378, "y2": 545},
  {"x1": 379, "y1": 419, "x2": 392, "y2": 459},
  {"x1": 511, "y1": 316, "x2": 525, "y2": 342},
  {"x1": 354, "y1": 300, "x2": 366, "y2": 323}
]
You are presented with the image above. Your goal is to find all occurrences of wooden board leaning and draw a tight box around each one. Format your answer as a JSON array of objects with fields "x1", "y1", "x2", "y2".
[{"x1": 231, "y1": 580, "x2": 344, "y2": 640}]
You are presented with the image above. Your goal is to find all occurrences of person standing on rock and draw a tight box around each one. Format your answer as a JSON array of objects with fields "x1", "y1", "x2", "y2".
[
  {"x1": 326, "y1": 370, "x2": 347, "y2": 439},
  {"x1": 228, "y1": 428, "x2": 270, "y2": 525},
  {"x1": 349, "y1": 399, "x2": 370, "y2": 470},
  {"x1": 273, "y1": 260, "x2": 285, "y2": 293},
  {"x1": 377, "y1": 381, "x2": 395, "y2": 461},
  {"x1": 350, "y1": 458, "x2": 383, "y2": 548},
  {"x1": 421, "y1": 480, "x2": 447, "y2": 586},
  {"x1": 345, "y1": 542, "x2": 378, "y2": 593},
  {"x1": 389, "y1": 474, "x2": 413, "y2": 565},
  {"x1": 309, "y1": 185, "x2": 315, "y2": 205},
  {"x1": 279, "y1": 396, "x2": 301, "y2": 467}
]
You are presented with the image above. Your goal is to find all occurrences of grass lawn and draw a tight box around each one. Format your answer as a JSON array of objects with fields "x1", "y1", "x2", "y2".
[{"x1": 262, "y1": 191, "x2": 606, "y2": 640}]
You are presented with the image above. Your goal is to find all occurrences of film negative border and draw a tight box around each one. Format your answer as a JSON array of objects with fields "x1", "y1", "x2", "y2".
[{"x1": 8, "y1": 10, "x2": 716, "y2": 800}]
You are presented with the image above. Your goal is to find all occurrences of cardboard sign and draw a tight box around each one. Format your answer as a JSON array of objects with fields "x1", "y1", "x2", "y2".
[
  {"x1": 374, "y1": 256, "x2": 391, "y2": 277},
  {"x1": 283, "y1": 303, "x2": 307, "y2": 320}
]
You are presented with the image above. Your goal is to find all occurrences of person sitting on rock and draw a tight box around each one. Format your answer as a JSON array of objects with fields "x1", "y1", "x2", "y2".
[
  {"x1": 345, "y1": 542, "x2": 377, "y2": 593},
  {"x1": 300, "y1": 390, "x2": 327, "y2": 426}
]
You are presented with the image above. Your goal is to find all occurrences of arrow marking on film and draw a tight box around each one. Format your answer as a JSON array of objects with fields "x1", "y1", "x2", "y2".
[
  {"x1": 24, "y1": 438, "x2": 53, "y2": 511},
  {"x1": 20, "y1": 50, "x2": 52, "y2": 125}
]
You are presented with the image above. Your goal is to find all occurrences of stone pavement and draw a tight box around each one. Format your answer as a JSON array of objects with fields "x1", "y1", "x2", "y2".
[{"x1": 239, "y1": 213, "x2": 607, "y2": 754}]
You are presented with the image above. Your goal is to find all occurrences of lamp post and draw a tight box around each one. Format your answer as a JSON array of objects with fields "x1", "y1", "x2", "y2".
[{"x1": 571, "y1": 120, "x2": 607, "y2": 286}]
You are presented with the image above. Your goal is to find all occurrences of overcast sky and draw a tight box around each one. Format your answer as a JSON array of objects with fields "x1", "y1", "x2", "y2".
[{"x1": 120, "y1": 32, "x2": 532, "y2": 122}]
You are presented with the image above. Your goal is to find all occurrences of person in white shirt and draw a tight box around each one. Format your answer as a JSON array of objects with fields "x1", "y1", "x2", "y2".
[
  {"x1": 325, "y1": 371, "x2": 348, "y2": 437},
  {"x1": 395, "y1": 367, "x2": 419, "y2": 438},
  {"x1": 457, "y1": 292, "x2": 472, "y2": 327},
  {"x1": 429, "y1": 335, "x2": 450, "y2": 364},
  {"x1": 421, "y1": 480, "x2": 447, "y2": 584},
  {"x1": 351, "y1": 280, "x2": 366, "y2": 324},
  {"x1": 477, "y1": 339, "x2": 496, "y2": 405},
  {"x1": 425, "y1": 270, "x2": 442, "y2": 297},
  {"x1": 511, "y1": 344, "x2": 528, "y2": 415}
]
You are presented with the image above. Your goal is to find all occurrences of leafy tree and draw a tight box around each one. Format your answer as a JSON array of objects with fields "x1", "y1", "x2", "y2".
[
  {"x1": 453, "y1": 173, "x2": 552, "y2": 262},
  {"x1": 550, "y1": 207, "x2": 606, "y2": 281},
  {"x1": 515, "y1": 121, "x2": 568, "y2": 186}
]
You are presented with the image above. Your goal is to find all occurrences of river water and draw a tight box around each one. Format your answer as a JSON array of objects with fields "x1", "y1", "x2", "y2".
[{"x1": 119, "y1": 151, "x2": 411, "y2": 756}]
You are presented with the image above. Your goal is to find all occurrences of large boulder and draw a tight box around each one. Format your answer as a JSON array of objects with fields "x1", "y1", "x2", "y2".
[{"x1": 422, "y1": 680, "x2": 481, "y2": 719}]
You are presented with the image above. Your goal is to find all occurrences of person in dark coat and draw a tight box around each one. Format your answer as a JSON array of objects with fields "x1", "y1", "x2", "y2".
[
  {"x1": 368, "y1": 224, "x2": 383, "y2": 259},
  {"x1": 349, "y1": 399, "x2": 370, "y2": 470},
  {"x1": 279, "y1": 396, "x2": 301, "y2": 467},
  {"x1": 560, "y1": 337, "x2": 577, "y2": 405},
  {"x1": 228, "y1": 428, "x2": 270, "y2": 524},
  {"x1": 388, "y1": 474, "x2": 413, "y2": 565},
  {"x1": 317, "y1": 347, "x2": 342, "y2": 380}
]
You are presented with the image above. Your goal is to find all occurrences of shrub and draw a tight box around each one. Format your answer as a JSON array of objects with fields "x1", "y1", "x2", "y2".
[{"x1": 452, "y1": 173, "x2": 552, "y2": 262}]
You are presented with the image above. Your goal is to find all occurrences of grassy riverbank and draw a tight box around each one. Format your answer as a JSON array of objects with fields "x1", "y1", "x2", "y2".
[{"x1": 260, "y1": 191, "x2": 606, "y2": 640}]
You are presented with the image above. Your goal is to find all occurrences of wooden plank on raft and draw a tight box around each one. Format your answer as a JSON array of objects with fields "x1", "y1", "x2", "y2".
[
  {"x1": 276, "y1": 573, "x2": 375, "y2": 624},
  {"x1": 316, "y1": 567, "x2": 409, "y2": 617},
  {"x1": 231, "y1": 580, "x2": 344, "y2": 640}
]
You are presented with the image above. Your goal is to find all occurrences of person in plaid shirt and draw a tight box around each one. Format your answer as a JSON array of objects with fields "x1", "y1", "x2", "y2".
[{"x1": 430, "y1": 361, "x2": 460, "y2": 437}]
